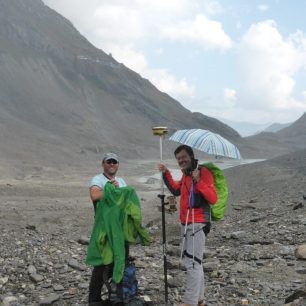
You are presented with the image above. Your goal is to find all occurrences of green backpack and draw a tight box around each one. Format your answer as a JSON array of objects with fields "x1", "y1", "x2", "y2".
[{"x1": 199, "y1": 162, "x2": 228, "y2": 221}]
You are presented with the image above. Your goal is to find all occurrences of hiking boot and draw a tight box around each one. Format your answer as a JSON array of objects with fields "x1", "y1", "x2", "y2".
[{"x1": 109, "y1": 281, "x2": 117, "y2": 301}]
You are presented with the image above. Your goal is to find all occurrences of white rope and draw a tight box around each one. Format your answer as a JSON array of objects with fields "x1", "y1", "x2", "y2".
[
  {"x1": 180, "y1": 207, "x2": 190, "y2": 264},
  {"x1": 180, "y1": 183, "x2": 193, "y2": 265},
  {"x1": 192, "y1": 206, "x2": 195, "y2": 269}
]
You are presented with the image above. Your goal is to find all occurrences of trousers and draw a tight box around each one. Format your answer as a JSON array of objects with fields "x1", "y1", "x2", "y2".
[
  {"x1": 88, "y1": 264, "x2": 113, "y2": 303},
  {"x1": 88, "y1": 244, "x2": 130, "y2": 303},
  {"x1": 181, "y1": 223, "x2": 206, "y2": 306}
]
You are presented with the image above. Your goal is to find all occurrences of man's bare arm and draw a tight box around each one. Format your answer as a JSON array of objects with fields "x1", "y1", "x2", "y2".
[{"x1": 89, "y1": 186, "x2": 103, "y2": 202}]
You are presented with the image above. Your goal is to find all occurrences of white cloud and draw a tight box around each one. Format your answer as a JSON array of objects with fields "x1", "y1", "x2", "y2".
[
  {"x1": 202, "y1": 0, "x2": 224, "y2": 16},
  {"x1": 198, "y1": 20, "x2": 306, "y2": 124},
  {"x1": 42, "y1": 1, "x2": 306, "y2": 124},
  {"x1": 238, "y1": 20, "x2": 306, "y2": 111},
  {"x1": 135, "y1": 0, "x2": 192, "y2": 14},
  {"x1": 161, "y1": 14, "x2": 233, "y2": 51},
  {"x1": 93, "y1": 5, "x2": 144, "y2": 42},
  {"x1": 224, "y1": 88, "x2": 237, "y2": 107},
  {"x1": 106, "y1": 44, "x2": 148, "y2": 72},
  {"x1": 108, "y1": 45, "x2": 195, "y2": 100},
  {"x1": 258, "y1": 4, "x2": 269, "y2": 12},
  {"x1": 43, "y1": 0, "x2": 231, "y2": 52},
  {"x1": 203, "y1": 105, "x2": 299, "y2": 125},
  {"x1": 149, "y1": 69, "x2": 195, "y2": 99},
  {"x1": 43, "y1": 0, "x2": 210, "y2": 101}
]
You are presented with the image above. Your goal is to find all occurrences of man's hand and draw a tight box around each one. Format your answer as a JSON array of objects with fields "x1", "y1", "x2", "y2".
[
  {"x1": 158, "y1": 163, "x2": 167, "y2": 173},
  {"x1": 192, "y1": 168, "x2": 201, "y2": 183},
  {"x1": 110, "y1": 179, "x2": 119, "y2": 187}
]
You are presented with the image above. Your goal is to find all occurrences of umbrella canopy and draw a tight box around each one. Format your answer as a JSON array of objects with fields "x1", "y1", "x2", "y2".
[{"x1": 169, "y1": 129, "x2": 241, "y2": 159}]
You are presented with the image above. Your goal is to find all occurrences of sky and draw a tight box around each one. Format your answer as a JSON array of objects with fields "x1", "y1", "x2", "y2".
[{"x1": 43, "y1": 0, "x2": 306, "y2": 125}]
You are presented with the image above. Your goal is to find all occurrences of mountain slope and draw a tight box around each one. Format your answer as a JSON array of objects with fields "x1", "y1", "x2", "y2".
[
  {"x1": 219, "y1": 118, "x2": 272, "y2": 137},
  {"x1": 276, "y1": 112, "x2": 306, "y2": 139},
  {"x1": 0, "y1": 0, "x2": 241, "y2": 171},
  {"x1": 263, "y1": 122, "x2": 292, "y2": 133},
  {"x1": 240, "y1": 113, "x2": 306, "y2": 158}
]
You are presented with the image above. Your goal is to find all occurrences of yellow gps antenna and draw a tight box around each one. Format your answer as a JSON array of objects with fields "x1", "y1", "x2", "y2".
[
  {"x1": 152, "y1": 126, "x2": 169, "y2": 305},
  {"x1": 152, "y1": 126, "x2": 168, "y2": 136},
  {"x1": 152, "y1": 126, "x2": 168, "y2": 194}
]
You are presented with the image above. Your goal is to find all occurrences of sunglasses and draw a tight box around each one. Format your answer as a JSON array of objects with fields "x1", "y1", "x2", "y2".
[{"x1": 105, "y1": 159, "x2": 118, "y2": 165}]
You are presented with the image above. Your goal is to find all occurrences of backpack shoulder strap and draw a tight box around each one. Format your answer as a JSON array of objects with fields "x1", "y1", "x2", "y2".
[{"x1": 195, "y1": 164, "x2": 212, "y2": 223}]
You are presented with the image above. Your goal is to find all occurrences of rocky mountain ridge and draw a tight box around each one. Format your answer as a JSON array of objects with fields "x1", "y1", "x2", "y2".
[
  {"x1": 0, "y1": 0, "x2": 240, "y2": 174},
  {"x1": 238, "y1": 112, "x2": 306, "y2": 158},
  {"x1": 1, "y1": 0, "x2": 306, "y2": 172}
]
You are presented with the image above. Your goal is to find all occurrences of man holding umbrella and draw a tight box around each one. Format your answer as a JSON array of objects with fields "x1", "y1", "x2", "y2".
[{"x1": 159, "y1": 144, "x2": 218, "y2": 306}]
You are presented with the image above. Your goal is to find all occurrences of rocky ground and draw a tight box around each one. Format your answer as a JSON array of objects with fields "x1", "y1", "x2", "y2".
[{"x1": 0, "y1": 151, "x2": 306, "y2": 306}]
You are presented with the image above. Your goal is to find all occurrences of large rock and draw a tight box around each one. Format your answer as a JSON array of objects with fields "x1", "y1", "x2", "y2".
[{"x1": 295, "y1": 245, "x2": 306, "y2": 260}]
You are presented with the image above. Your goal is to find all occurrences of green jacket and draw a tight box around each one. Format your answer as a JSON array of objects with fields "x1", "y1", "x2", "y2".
[{"x1": 86, "y1": 183, "x2": 150, "y2": 283}]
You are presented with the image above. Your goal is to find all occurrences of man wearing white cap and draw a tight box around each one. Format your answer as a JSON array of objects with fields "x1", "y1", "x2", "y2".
[
  {"x1": 88, "y1": 152, "x2": 127, "y2": 305},
  {"x1": 89, "y1": 152, "x2": 126, "y2": 212}
]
